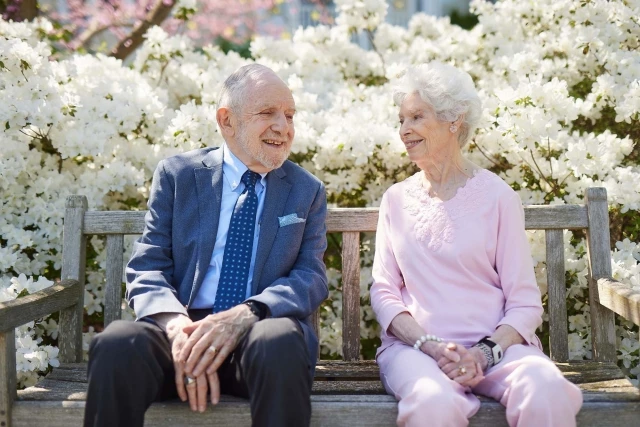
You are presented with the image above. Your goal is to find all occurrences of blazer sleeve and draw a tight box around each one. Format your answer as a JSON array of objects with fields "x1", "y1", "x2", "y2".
[
  {"x1": 494, "y1": 190, "x2": 544, "y2": 345},
  {"x1": 370, "y1": 191, "x2": 408, "y2": 333},
  {"x1": 125, "y1": 160, "x2": 188, "y2": 319},
  {"x1": 248, "y1": 181, "x2": 329, "y2": 319}
]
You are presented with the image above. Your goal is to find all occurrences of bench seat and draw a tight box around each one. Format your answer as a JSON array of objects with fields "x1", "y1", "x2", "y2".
[{"x1": 14, "y1": 360, "x2": 640, "y2": 426}]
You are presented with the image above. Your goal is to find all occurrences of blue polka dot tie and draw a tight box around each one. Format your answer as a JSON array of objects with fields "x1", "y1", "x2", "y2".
[{"x1": 213, "y1": 170, "x2": 260, "y2": 313}]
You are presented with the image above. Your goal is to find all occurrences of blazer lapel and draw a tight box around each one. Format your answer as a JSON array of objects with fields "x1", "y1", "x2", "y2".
[
  {"x1": 189, "y1": 148, "x2": 224, "y2": 306},
  {"x1": 251, "y1": 167, "x2": 291, "y2": 295}
]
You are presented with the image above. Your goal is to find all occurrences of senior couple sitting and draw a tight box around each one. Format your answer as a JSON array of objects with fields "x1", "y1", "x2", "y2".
[{"x1": 84, "y1": 63, "x2": 583, "y2": 427}]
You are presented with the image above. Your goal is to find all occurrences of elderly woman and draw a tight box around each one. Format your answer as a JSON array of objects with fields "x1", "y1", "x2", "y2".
[{"x1": 370, "y1": 62, "x2": 583, "y2": 427}]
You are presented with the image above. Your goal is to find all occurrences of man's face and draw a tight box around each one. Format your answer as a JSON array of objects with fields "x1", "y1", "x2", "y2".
[{"x1": 231, "y1": 74, "x2": 296, "y2": 173}]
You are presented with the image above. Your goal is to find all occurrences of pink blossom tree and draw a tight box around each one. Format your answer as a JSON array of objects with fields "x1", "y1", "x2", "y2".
[{"x1": 1, "y1": 0, "x2": 331, "y2": 60}]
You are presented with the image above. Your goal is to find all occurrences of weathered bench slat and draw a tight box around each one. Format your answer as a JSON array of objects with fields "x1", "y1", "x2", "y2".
[
  {"x1": 315, "y1": 360, "x2": 379, "y2": 378},
  {"x1": 36, "y1": 360, "x2": 629, "y2": 388},
  {"x1": 82, "y1": 205, "x2": 589, "y2": 235},
  {"x1": 524, "y1": 204, "x2": 588, "y2": 229},
  {"x1": 81, "y1": 209, "x2": 383, "y2": 235},
  {"x1": 59, "y1": 196, "x2": 88, "y2": 364},
  {"x1": 326, "y1": 208, "x2": 379, "y2": 232},
  {"x1": 13, "y1": 399, "x2": 640, "y2": 427},
  {"x1": 13, "y1": 382, "x2": 640, "y2": 427},
  {"x1": 11, "y1": 399, "x2": 402, "y2": 427},
  {"x1": 16, "y1": 375, "x2": 640, "y2": 403},
  {"x1": 585, "y1": 188, "x2": 617, "y2": 363},
  {"x1": 342, "y1": 231, "x2": 361, "y2": 361},
  {"x1": 0, "y1": 279, "x2": 81, "y2": 332},
  {"x1": 597, "y1": 278, "x2": 640, "y2": 325},
  {"x1": 104, "y1": 235, "x2": 125, "y2": 327},
  {"x1": 16, "y1": 367, "x2": 639, "y2": 401},
  {"x1": 15, "y1": 377, "x2": 388, "y2": 401},
  {"x1": 1, "y1": 330, "x2": 16, "y2": 427},
  {"x1": 45, "y1": 367, "x2": 88, "y2": 383},
  {"x1": 546, "y1": 229, "x2": 569, "y2": 362},
  {"x1": 18, "y1": 378, "x2": 86, "y2": 401}
]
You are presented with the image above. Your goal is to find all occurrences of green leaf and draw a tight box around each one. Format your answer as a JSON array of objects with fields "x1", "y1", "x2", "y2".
[
  {"x1": 514, "y1": 96, "x2": 534, "y2": 107},
  {"x1": 62, "y1": 104, "x2": 77, "y2": 117},
  {"x1": 4, "y1": 122, "x2": 9, "y2": 130}
]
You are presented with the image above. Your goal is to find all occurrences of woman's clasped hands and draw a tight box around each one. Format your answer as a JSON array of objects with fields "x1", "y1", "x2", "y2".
[{"x1": 421, "y1": 341, "x2": 487, "y2": 388}]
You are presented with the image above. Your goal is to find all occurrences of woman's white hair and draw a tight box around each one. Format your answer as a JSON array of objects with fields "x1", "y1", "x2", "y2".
[{"x1": 393, "y1": 62, "x2": 482, "y2": 148}]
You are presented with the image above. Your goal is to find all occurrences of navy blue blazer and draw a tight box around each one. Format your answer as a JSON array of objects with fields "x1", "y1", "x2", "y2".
[{"x1": 125, "y1": 147, "x2": 329, "y2": 365}]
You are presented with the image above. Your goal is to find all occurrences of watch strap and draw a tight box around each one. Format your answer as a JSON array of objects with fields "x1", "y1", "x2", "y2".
[
  {"x1": 473, "y1": 342, "x2": 494, "y2": 368},
  {"x1": 243, "y1": 301, "x2": 267, "y2": 320},
  {"x1": 478, "y1": 336, "x2": 503, "y2": 365}
]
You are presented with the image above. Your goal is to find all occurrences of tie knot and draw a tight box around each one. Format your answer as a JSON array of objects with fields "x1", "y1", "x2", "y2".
[{"x1": 241, "y1": 170, "x2": 260, "y2": 190}]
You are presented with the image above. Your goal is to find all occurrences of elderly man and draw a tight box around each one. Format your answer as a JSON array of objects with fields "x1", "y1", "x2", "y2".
[{"x1": 83, "y1": 64, "x2": 328, "y2": 427}]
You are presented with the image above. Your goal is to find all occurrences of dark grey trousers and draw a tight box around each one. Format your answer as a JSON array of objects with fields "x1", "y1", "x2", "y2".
[{"x1": 83, "y1": 317, "x2": 312, "y2": 427}]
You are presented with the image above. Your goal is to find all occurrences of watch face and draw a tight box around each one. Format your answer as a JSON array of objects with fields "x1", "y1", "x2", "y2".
[{"x1": 491, "y1": 345, "x2": 503, "y2": 362}]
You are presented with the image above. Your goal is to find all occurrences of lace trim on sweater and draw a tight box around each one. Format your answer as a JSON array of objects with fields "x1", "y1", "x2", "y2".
[{"x1": 403, "y1": 169, "x2": 492, "y2": 252}]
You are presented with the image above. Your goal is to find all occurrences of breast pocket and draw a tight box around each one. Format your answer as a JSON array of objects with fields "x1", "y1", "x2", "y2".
[{"x1": 275, "y1": 213, "x2": 306, "y2": 253}]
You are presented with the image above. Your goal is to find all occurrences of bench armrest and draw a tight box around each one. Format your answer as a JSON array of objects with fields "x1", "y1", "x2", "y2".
[
  {"x1": 597, "y1": 277, "x2": 640, "y2": 326},
  {"x1": 0, "y1": 279, "x2": 82, "y2": 332}
]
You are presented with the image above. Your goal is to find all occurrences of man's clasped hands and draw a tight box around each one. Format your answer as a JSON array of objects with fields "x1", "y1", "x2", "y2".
[{"x1": 161, "y1": 304, "x2": 258, "y2": 413}]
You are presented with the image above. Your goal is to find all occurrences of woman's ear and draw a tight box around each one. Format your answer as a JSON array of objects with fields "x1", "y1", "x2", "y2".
[{"x1": 216, "y1": 107, "x2": 235, "y2": 138}]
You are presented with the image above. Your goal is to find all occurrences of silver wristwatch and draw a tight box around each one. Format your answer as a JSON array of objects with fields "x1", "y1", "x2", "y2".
[{"x1": 473, "y1": 337, "x2": 503, "y2": 368}]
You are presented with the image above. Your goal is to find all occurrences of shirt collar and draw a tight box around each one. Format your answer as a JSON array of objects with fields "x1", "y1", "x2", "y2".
[{"x1": 222, "y1": 144, "x2": 268, "y2": 192}]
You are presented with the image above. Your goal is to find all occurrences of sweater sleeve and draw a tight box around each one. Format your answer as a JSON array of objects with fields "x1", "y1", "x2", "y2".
[
  {"x1": 494, "y1": 190, "x2": 544, "y2": 345},
  {"x1": 370, "y1": 191, "x2": 409, "y2": 333}
]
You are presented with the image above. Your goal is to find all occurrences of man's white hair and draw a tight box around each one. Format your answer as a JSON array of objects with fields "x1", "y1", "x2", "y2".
[
  {"x1": 393, "y1": 62, "x2": 482, "y2": 148},
  {"x1": 218, "y1": 64, "x2": 279, "y2": 113}
]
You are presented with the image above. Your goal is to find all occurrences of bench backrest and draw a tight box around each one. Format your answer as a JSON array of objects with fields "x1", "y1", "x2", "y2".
[{"x1": 58, "y1": 188, "x2": 616, "y2": 364}]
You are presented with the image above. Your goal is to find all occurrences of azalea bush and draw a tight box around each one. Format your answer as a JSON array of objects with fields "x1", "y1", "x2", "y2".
[{"x1": 1, "y1": 0, "x2": 639, "y2": 388}]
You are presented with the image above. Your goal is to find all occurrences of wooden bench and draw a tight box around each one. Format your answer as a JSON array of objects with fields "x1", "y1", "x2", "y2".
[{"x1": 2, "y1": 188, "x2": 640, "y2": 426}]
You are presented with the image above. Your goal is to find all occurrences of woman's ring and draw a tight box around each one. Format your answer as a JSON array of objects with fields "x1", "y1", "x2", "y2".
[
  {"x1": 184, "y1": 376, "x2": 196, "y2": 386},
  {"x1": 208, "y1": 345, "x2": 217, "y2": 354},
  {"x1": 458, "y1": 366, "x2": 467, "y2": 375}
]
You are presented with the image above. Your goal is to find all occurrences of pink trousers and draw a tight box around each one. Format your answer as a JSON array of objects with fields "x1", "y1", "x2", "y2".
[{"x1": 377, "y1": 343, "x2": 583, "y2": 427}]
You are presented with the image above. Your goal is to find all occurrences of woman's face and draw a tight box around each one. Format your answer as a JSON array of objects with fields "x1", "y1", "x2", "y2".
[{"x1": 398, "y1": 92, "x2": 455, "y2": 166}]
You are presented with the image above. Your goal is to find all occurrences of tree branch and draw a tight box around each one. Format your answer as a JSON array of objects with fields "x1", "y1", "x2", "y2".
[
  {"x1": 110, "y1": 0, "x2": 176, "y2": 61},
  {"x1": 74, "y1": 21, "x2": 134, "y2": 51},
  {"x1": 471, "y1": 141, "x2": 504, "y2": 169},
  {"x1": 365, "y1": 29, "x2": 386, "y2": 78},
  {"x1": 20, "y1": 0, "x2": 38, "y2": 20},
  {"x1": 1, "y1": 0, "x2": 37, "y2": 21},
  {"x1": 74, "y1": 21, "x2": 109, "y2": 50},
  {"x1": 528, "y1": 148, "x2": 557, "y2": 192}
]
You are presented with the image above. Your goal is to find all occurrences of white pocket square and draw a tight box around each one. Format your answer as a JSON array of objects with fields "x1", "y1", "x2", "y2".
[{"x1": 278, "y1": 213, "x2": 306, "y2": 227}]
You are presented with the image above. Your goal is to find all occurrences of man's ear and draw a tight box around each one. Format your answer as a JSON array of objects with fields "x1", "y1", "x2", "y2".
[{"x1": 217, "y1": 107, "x2": 235, "y2": 138}]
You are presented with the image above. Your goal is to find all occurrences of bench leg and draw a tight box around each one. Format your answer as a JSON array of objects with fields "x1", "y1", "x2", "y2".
[{"x1": 0, "y1": 330, "x2": 17, "y2": 427}]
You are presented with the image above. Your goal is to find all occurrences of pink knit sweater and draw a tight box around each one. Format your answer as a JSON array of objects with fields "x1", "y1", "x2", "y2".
[{"x1": 371, "y1": 169, "x2": 543, "y2": 357}]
